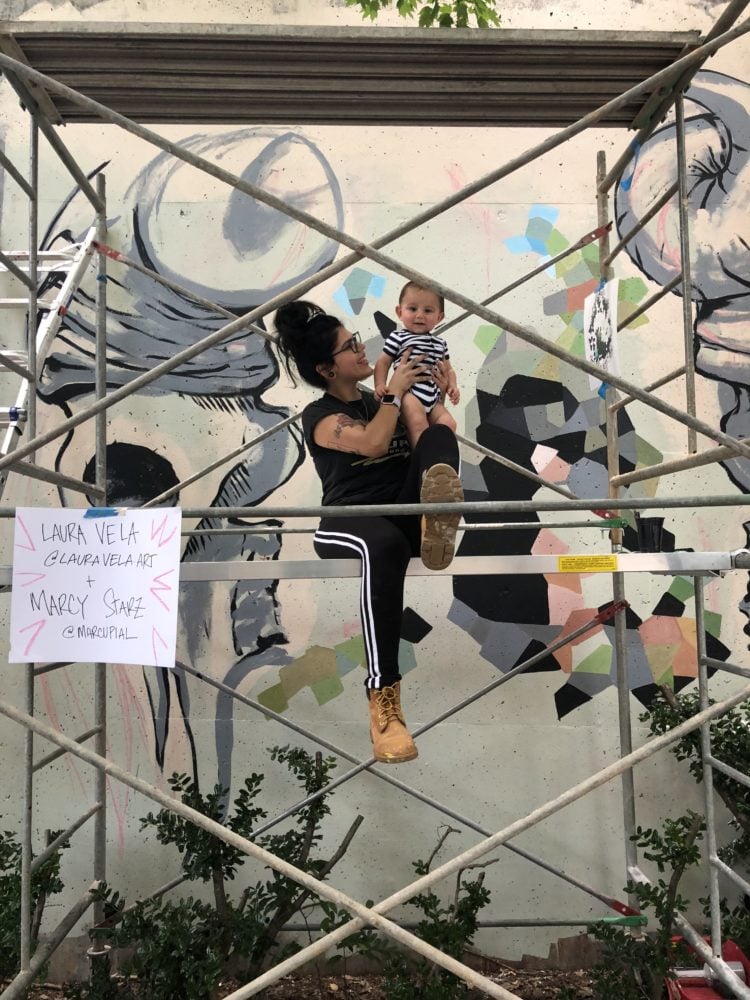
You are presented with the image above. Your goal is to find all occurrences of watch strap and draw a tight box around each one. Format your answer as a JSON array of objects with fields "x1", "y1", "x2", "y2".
[{"x1": 381, "y1": 394, "x2": 401, "y2": 410}]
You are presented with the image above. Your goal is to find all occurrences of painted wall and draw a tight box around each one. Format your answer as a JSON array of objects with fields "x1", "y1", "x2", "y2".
[{"x1": 1, "y1": 0, "x2": 749, "y2": 970}]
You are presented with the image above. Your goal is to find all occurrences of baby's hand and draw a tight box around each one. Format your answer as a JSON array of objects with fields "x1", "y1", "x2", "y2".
[
  {"x1": 374, "y1": 383, "x2": 388, "y2": 401},
  {"x1": 448, "y1": 386, "x2": 461, "y2": 405}
]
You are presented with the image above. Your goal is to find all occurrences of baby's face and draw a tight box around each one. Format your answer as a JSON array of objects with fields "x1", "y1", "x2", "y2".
[{"x1": 396, "y1": 288, "x2": 445, "y2": 334}]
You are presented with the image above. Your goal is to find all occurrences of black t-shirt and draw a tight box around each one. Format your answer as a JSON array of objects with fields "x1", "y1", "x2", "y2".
[{"x1": 301, "y1": 393, "x2": 411, "y2": 506}]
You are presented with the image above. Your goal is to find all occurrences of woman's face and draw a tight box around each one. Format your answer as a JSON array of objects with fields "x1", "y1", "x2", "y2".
[{"x1": 331, "y1": 325, "x2": 373, "y2": 382}]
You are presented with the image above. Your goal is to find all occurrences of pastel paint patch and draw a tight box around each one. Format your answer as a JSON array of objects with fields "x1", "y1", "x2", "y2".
[
  {"x1": 530, "y1": 444, "x2": 557, "y2": 474},
  {"x1": 669, "y1": 576, "x2": 695, "y2": 604},
  {"x1": 258, "y1": 683, "x2": 288, "y2": 713},
  {"x1": 555, "y1": 608, "x2": 604, "y2": 647},
  {"x1": 311, "y1": 674, "x2": 345, "y2": 705},
  {"x1": 546, "y1": 581, "x2": 585, "y2": 644},
  {"x1": 704, "y1": 610, "x2": 722, "y2": 638},
  {"x1": 573, "y1": 643, "x2": 612, "y2": 675},
  {"x1": 532, "y1": 528, "x2": 569, "y2": 557},
  {"x1": 505, "y1": 235, "x2": 534, "y2": 254},
  {"x1": 530, "y1": 204, "x2": 560, "y2": 223},
  {"x1": 474, "y1": 324, "x2": 504, "y2": 355},
  {"x1": 639, "y1": 615, "x2": 683, "y2": 646},
  {"x1": 399, "y1": 640, "x2": 418, "y2": 676},
  {"x1": 546, "y1": 572, "x2": 584, "y2": 596},
  {"x1": 336, "y1": 634, "x2": 366, "y2": 663},
  {"x1": 643, "y1": 642, "x2": 681, "y2": 680},
  {"x1": 532, "y1": 354, "x2": 562, "y2": 381},
  {"x1": 673, "y1": 639, "x2": 698, "y2": 678},
  {"x1": 677, "y1": 617, "x2": 698, "y2": 647},
  {"x1": 334, "y1": 268, "x2": 386, "y2": 316},
  {"x1": 543, "y1": 455, "x2": 572, "y2": 485},
  {"x1": 278, "y1": 644, "x2": 337, "y2": 699}
]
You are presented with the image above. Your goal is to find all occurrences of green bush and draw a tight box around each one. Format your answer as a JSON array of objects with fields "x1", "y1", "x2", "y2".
[
  {"x1": 0, "y1": 827, "x2": 67, "y2": 979},
  {"x1": 351, "y1": 826, "x2": 494, "y2": 1000},
  {"x1": 345, "y1": 0, "x2": 500, "y2": 29},
  {"x1": 588, "y1": 814, "x2": 702, "y2": 1000},
  {"x1": 83, "y1": 746, "x2": 363, "y2": 1000}
]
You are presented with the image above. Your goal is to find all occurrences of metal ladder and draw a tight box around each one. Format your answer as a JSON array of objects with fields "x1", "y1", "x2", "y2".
[{"x1": 0, "y1": 227, "x2": 97, "y2": 501}]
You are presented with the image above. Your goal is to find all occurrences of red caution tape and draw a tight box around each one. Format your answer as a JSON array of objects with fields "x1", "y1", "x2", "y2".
[
  {"x1": 575, "y1": 222, "x2": 613, "y2": 249},
  {"x1": 93, "y1": 240, "x2": 123, "y2": 262},
  {"x1": 609, "y1": 898, "x2": 642, "y2": 917},
  {"x1": 594, "y1": 600, "x2": 629, "y2": 624}
]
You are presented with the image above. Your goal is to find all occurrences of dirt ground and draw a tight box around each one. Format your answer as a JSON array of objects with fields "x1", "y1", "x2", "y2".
[{"x1": 14, "y1": 968, "x2": 596, "y2": 999}]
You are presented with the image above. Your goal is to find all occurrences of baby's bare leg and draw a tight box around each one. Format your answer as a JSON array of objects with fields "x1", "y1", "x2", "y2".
[
  {"x1": 428, "y1": 401, "x2": 457, "y2": 434},
  {"x1": 401, "y1": 391, "x2": 430, "y2": 448}
]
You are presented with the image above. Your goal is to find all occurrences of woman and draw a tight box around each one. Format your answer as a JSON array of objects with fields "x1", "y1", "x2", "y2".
[{"x1": 275, "y1": 300, "x2": 463, "y2": 764}]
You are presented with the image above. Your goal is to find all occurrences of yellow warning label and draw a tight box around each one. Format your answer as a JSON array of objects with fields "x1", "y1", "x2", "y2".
[{"x1": 557, "y1": 554, "x2": 619, "y2": 573}]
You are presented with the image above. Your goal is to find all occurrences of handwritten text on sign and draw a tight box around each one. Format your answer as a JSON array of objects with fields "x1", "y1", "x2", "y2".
[{"x1": 9, "y1": 508, "x2": 182, "y2": 667}]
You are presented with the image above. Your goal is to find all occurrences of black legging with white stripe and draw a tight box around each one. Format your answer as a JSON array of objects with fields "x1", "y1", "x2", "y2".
[{"x1": 313, "y1": 424, "x2": 459, "y2": 690}]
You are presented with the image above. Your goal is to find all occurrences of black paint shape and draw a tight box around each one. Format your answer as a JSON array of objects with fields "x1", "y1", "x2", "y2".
[
  {"x1": 652, "y1": 593, "x2": 686, "y2": 617},
  {"x1": 632, "y1": 682, "x2": 661, "y2": 708},
  {"x1": 516, "y1": 637, "x2": 561, "y2": 673},
  {"x1": 83, "y1": 442, "x2": 180, "y2": 507},
  {"x1": 555, "y1": 683, "x2": 592, "y2": 718},
  {"x1": 374, "y1": 310, "x2": 397, "y2": 340},
  {"x1": 673, "y1": 675, "x2": 698, "y2": 694},
  {"x1": 400, "y1": 607, "x2": 433, "y2": 644},
  {"x1": 705, "y1": 631, "x2": 732, "y2": 663}
]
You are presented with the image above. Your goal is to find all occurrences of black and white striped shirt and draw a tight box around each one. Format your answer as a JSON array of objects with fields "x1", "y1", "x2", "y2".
[{"x1": 382, "y1": 328, "x2": 449, "y2": 408}]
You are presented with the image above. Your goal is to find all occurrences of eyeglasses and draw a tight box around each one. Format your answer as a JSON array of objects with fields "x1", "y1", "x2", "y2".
[{"x1": 331, "y1": 331, "x2": 362, "y2": 357}]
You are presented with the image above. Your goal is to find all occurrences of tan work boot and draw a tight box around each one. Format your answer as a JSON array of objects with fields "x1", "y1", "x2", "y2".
[
  {"x1": 368, "y1": 683, "x2": 418, "y2": 763},
  {"x1": 420, "y1": 462, "x2": 463, "y2": 571}
]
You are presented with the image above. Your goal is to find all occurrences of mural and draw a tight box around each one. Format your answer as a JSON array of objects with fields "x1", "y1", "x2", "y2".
[
  {"x1": 615, "y1": 69, "x2": 750, "y2": 639},
  {"x1": 446, "y1": 203, "x2": 731, "y2": 717},
  {"x1": 15, "y1": 68, "x2": 748, "y2": 802},
  {"x1": 33, "y1": 128, "x2": 343, "y2": 795},
  {"x1": 444, "y1": 69, "x2": 749, "y2": 715}
]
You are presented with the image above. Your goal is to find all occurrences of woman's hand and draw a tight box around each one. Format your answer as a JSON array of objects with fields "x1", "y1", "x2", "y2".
[
  {"x1": 388, "y1": 348, "x2": 432, "y2": 397},
  {"x1": 433, "y1": 361, "x2": 449, "y2": 401},
  {"x1": 313, "y1": 349, "x2": 433, "y2": 460}
]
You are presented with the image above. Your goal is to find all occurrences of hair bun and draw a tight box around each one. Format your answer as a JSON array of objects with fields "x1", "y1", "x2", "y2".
[
  {"x1": 274, "y1": 299, "x2": 341, "y2": 390},
  {"x1": 275, "y1": 300, "x2": 322, "y2": 340}
]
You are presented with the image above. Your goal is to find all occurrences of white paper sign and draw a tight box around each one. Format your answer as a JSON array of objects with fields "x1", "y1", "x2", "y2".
[
  {"x1": 583, "y1": 279, "x2": 620, "y2": 390},
  {"x1": 9, "y1": 507, "x2": 182, "y2": 667}
]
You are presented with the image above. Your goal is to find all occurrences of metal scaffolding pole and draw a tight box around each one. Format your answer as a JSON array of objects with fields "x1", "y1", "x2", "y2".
[
  {"x1": 598, "y1": 146, "x2": 639, "y2": 906},
  {"x1": 0, "y1": 25, "x2": 749, "y2": 477},
  {"x1": 603, "y1": 182, "x2": 677, "y2": 268},
  {"x1": 600, "y1": 0, "x2": 750, "y2": 192},
  {"x1": 0, "y1": 7, "x2": 748, "y2": 993},
  {"x1": 91, "y1": 170, "x2": 109, "y2": 985},
  {"x1": 1, "y1": 884, "x2": 100, "y2": 1000},
  {"x1": 180, "y1": 605, "x2": 637, "y2": 918},
  {"x1": 0, "y1": 26, "x2": 737, "y2": 303},
  {"x1": 2, "y1": 69, "x2": 103, "y2": 213},
  {"x1": 675, "y1": 93, "x2": 698, "y2": 455},
  {"x1": 1, "y1": 683, "x2": 748, "y2": 999},
  {"x1": 17, "y1": 111, "x2": 39, "y2": 979}
]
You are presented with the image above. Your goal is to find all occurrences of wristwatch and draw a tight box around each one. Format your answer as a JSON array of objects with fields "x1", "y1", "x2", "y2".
[{"x1": 380, "y1": 394, "x2": 401, "y2": 410}]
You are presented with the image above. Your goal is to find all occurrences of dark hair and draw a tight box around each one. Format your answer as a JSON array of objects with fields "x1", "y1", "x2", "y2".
[
  {"x1": 398, "y1": 281, "x2": 445, "y2": 313},
  {"x1": 274, "y1": 300, "x2": 343, "y2": 390}
]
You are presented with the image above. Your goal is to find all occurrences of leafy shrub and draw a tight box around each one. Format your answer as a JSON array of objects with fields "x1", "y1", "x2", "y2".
[
  {"x1": 358, "y1": 826, "x2": 494, "y2": 1000},
  {"x1": 588, "y1": 814, "x2": 703, "y2": 1000},
  {"x1": 345, "y1": 0, "x2": 500, "y2": 29},
  {"x1": 83, "y1": 746, "x2": 362, "y2": 1000},
  {"x1": 0, "y1": 827, "x2": 67, "y2": 979}
]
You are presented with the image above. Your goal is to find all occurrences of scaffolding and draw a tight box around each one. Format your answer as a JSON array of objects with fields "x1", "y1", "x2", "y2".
[{"x1": 2, "y1": 6, "x2": 750, "y2": 998}]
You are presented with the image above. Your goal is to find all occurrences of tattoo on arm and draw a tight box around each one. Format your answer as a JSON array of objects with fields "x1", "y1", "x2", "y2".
[{"x1": 333, "y1": 413, "x2": 363, "y2": 439}]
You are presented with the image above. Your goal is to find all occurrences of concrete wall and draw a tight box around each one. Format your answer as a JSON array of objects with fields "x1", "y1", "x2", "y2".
[{"x1": 1, "y1": 0, "x2": 749, "y2": 974}]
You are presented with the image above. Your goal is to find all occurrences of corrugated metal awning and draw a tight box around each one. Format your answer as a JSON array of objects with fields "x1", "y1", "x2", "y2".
[{"x1": 0, "y1": 21, "x2": 700, "y2": 127}]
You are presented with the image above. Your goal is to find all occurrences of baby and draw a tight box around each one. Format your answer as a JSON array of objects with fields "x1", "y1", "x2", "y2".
[{"x1": 373, "y1": 282, "x2": 459, "y2": 447}]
